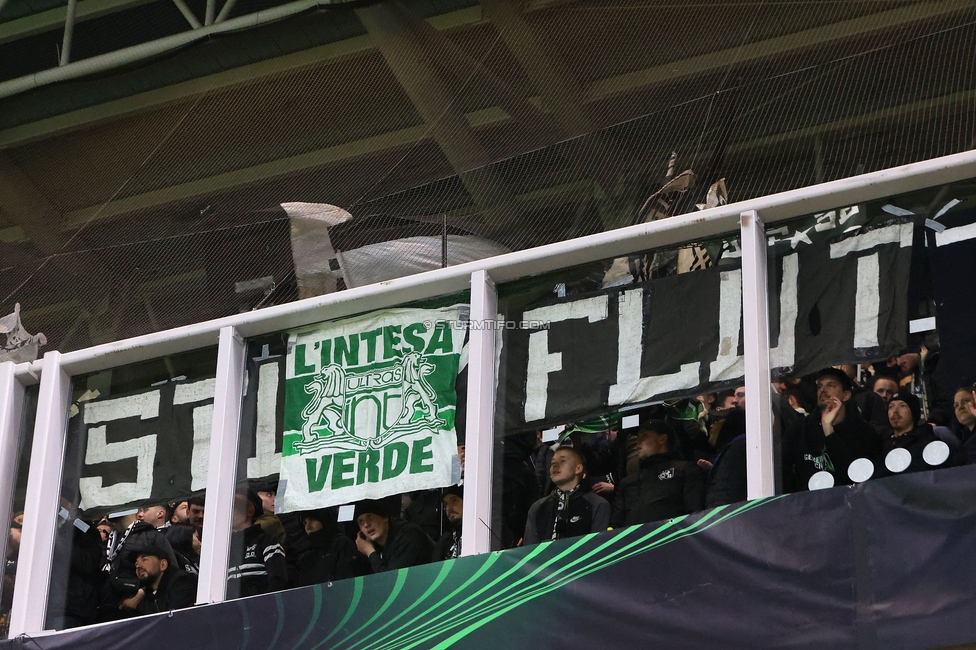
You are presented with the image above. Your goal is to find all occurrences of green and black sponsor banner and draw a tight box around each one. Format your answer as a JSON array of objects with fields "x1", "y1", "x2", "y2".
[
  {"x1": 20, "y1": 466, "x2": 976, "y2": 649},
  {"x1": 279, "y1": 306, "x2": 466, "y2": 512}
]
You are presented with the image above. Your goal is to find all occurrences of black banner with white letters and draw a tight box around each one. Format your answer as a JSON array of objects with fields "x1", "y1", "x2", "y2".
[
  {"x1": 61, "y1": 217, "x2": 915, "y2": 508},
  {"x1": 64, "y1": 367, "x2": 287, "y2": 515},
  {"x1": 927, "y1": 207, "x2": 976, "y2": 396},
  {"x1": 66, "y1": 346, "x2": 469, "y2": 514},
  {"x1": 502, "y1": 219, "x2": 914, "y2": 429}
]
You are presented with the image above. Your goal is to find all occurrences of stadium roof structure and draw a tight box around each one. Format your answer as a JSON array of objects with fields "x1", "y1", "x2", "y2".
[{"x1": 1, "y1": 0, "x2": 975, "y2": 353}]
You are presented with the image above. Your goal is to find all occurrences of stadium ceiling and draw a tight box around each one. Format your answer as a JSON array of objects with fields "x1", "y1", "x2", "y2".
[
  {"x1": 2, "y1": 0, "x2": 976, "y2": 352},
  {"x1": 1, "y1": 1, "x2": 968, "y2": 221}
]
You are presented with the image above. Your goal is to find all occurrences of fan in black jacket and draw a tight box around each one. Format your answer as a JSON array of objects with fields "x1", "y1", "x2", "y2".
[
  {"x1": 226, "y1": 490, "x2": 287, "y2": 599},
  {"x1": 524, "y1": 447, "x2": 610, "y2": 545},
  {"x1": 354, "y1": 500, "x2": 434, "y2": 573},
  {"x1": 46, "y1": 506, "x2": 106, "y2": 630},
  {"x1": 873, "y1": 392, "x2": 947, "y2": 477},
  {"x1": 297, "y1": 508, "x2": 367, "y2": 586},
  {"x1": 108, "y1": 519, "x2": 181, "y2": 615},
  {"x1": 704, "y1": 409, "x2": 748, "y2": 508},
  {"x1": 432, "y1": 485, "x2": 464, "y2": 561},
  {"x1": 791, "y1": 368, "x2": 883, "y2": 489},
  {"x1": 611, "y1": 419, "x2": 705, "y2": 527},
  {"x1": 129, "y1": 546, "x2": 197, "y2": 615}
]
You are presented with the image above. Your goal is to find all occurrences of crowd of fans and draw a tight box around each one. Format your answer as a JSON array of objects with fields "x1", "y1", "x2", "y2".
[
  {"x1": 0, "y1": 469, "x2": 470, "y2": 632},
  {"x1": 0, "y1": 355, "x2": 973, "y2": 633},
  {"x1": 499, "y1": 356, "x2": 976, "y2": 547}
]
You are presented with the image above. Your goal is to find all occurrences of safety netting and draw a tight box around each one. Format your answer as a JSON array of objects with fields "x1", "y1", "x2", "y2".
[{"x1": 1, "y1": 0, "x2": 975, "y2": 354}]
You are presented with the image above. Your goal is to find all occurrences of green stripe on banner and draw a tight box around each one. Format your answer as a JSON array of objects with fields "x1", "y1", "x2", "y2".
[
  {"x1": 289, "y1": 584, "x2": 323, "y2": 650},
  {"x1": 320, "y1": 576, "x2": 364, "y2": 646},
  {"x1": 389, "y1": 517, "x2": 689, "y2": 649},
  {"x1": 339, "y1": 497, "x2": 782, "y2": 649},
  {"x1": 332, "y1": 568, "x2": 410, "y2": 649},
  {"x1": 374, "y1": 543, "x2": 554, "y2": 650},
  {"x1": 265, "y1": 593, "x2": 286, "y2": 650},
  {"x1": 364, "y1": 550, "x2": 504, "y2": 650},
  {"x1": 426, "y1": 504, "x2": 765, "y2": 649},
  {"x1": 338, "y1": 560, "x2": 455, "y2": 650}
]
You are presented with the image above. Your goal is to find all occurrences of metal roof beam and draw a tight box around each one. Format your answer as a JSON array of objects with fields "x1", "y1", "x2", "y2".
[
  {"x1": 0, "y1": 1, "x2": 963, "y2": 148},
  {"x1": 171, "y1": 0, "x2": 202, "y2": 29},
  {"x1": 57, "y1": 83, "x2": 976, "y2": 229},
  {"x1": 0, "y1": 0, "x2": 157, "y2": 46},
  {"x1": 0, "y1": 0, "x2": 333, "y2": 100},
  {"x1": 585, "y1": 0, "x2": 976, "y2": 102}
]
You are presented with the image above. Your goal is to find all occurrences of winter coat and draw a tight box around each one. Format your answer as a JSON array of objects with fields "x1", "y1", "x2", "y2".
[
  {"x1": 296, "y1": 527, "x2": 365, "y2": 586},
  {"x1": 226, "y1": 524, "x2": 287, "y2": 599},
  {"x1": 705, "y1": 434, "x2": 747, "y2": 508},
  {"x1": 46, "y1": 520, "x2": 105, "y2": 627},
  {"x1": 611, "y1": 452, "x2": 705, "y2": 527},
  {"x1": 873, "y1": 424, "x2": 944, "y2": 477},
  {"x1": 135, "y1": 567, "x2": 197, "y2": 615},
  {"x1": 365, "y1": 519, "x2": 434, "y2": 573},
  {"x1": 108, "y1": 521, "x2": 179, "y2": 597},
  {"x1": 792, "y1": 405, "x2": 882, "y2": 489},
  {"x1": 523, "y1": 486, "x2": 611, "y2": 545}
]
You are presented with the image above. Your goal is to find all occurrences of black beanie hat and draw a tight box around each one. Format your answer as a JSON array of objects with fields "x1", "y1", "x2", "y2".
[
  {"x1": 353, "y1": 499, "x2": 389, "y2": 522},
  {"x1": 889, "y1": 392, "x2": 921, "y2": 425},
  {"x1": 443, "y1": 484, "x2": 464, "y2": 499}
]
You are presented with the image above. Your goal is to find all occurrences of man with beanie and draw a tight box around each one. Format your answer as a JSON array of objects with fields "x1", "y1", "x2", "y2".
[
  {"x1": 108, "y1": 502, "x2": 181, "y2": 615},
  {"x1": 433, "y1": 486, "x2": 464, "y2": 561},
  {"x1": 226, "y1": 488, "x2": 287, "y2": 598},
  {"x1": 524, "y1": 447, "x2": 610, "y2": 545},
  {"x1": 875, "y1": 392, "x2": 942, "y2": 476},
  {"x1": 354, "y1": 500, "x2": 434, "y2": 573},
  {"x1": 611, "y1": 420, "x2": 704, "y2": 527},
  {"x1": 793, "y1": 368, "x2": 882, "y2": 488},
  {"x1": 297, "y1": 508, "x2": 366, "y2": 585},
  {"x1": 129, "y1": 546, "x2": 197, "y2": 615}
]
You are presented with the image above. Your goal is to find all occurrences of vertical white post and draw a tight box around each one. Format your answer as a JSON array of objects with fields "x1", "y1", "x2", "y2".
[
  {"x1": 740, "y1": 210, "x2": 776, "y2": 499},
  {"x1": 0, "y1": 362, "x2": 26, "y2": 593},
  {"x1": 196, "y1": 326, "x2": 246, "y2": 604},
  {"x1": 461, "y1": 270, "x2": 498, "y2": 556},
  {"x1": 9, "y1": 352, "x2": 71, "y2": 636}
]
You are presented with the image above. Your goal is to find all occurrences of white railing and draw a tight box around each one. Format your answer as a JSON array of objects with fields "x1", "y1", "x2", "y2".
[{"x1": 3, "y1": 148, "x2": 976, "y2": 637}]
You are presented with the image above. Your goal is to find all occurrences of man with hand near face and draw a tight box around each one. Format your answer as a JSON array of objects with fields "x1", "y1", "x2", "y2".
[
  {"x1": 795, "y1": 368, "x2": 882, "y2": 488},
  {"x1": 433, "y1": 486, "x2": 465, "y2": 561},
  {"x1": 354, "y1": 500, "x2": 433, "y2": 573},
  {"x1": 129, "y1": 546, "x2": 196, "y2": 616},
  {"x1": 523, "y1": 447, "x2": 610, "y2": 546}
]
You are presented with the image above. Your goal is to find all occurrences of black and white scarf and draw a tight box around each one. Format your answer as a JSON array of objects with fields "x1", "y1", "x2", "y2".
[
  {"x1": 446, "y1": 529, "x2": 461, "y2": 559},
  {"x1": 551, "y1": 484, "x2": 581, "y2": 541}
]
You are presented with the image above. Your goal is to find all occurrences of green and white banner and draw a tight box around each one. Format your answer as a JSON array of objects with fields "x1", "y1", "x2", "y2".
[{"x1": 278, "y1": 305, "x2": 465, "y2": 512}]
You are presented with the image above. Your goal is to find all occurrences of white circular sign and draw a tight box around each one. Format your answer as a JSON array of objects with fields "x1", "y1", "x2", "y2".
[
  {"x1": 848, "y1": 458, "x2": 875, "y2": 483},
  {"x1": 884, "y1": 448, "x2": 912, "y2": 474},
  {"x1": 923, "y1": 440, "x2": 950, "y2": 466},
  {"x1": 808, "y1": 471, "x2": 835, "y2": 491}
]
